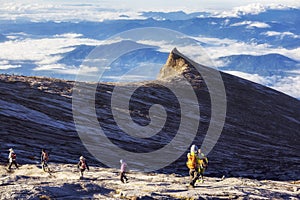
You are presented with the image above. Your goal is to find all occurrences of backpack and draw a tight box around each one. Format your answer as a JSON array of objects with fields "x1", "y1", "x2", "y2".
[
  {"x1": 202, "y1": 157, "x2": 208, "y2": 168},
  {"x1": 186, "y1": 153, "x2": 197, "y2": 169},
  {"x1": 43, "y1": 152, "x2": 49, "y2": 161},
  {"x1": 198, "y1": 157, "x2": 208, "y2": 169},
  {"x1": 11, "y1": 152, "x2": 16, "y2": 160}
]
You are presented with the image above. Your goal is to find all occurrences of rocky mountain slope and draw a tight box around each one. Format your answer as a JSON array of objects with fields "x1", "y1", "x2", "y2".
[
  {"x1": 0, "y1": 164, "x2": 299, "y2": 199},
  {"x1": 0, "y1": 49, "x2": 300, "y2": 198}
]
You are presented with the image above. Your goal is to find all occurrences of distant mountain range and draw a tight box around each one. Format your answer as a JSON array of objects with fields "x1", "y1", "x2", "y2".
[
  {"x1": 0, "y1": 7, "x2": 299, "y2": 46},
  {"x1": 0, "y1": 6, "x2": 299, "y2": 97},
  {"x1": 218, "y1": 54, "x2": 300, "y2": 76},
  {"x1": 141, "y1": 11, "x2": 211, "y2": 20}
]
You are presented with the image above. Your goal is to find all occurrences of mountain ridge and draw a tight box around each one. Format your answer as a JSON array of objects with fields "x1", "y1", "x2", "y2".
[
  {"x1": 218, "y1": 53, "x2": 300, "y2": 76},
  {"x1": 1, "y1": 49, "x2": 300, "y2": 182}
]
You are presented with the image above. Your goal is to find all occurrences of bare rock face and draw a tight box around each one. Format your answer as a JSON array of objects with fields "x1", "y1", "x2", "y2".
[
  {"x1": 0, "y1": 164, "x2": 299, "y2": 199},
  {"x1": 158, "y1": 48, "x2": 203, "y2": 86},
  {"x1": 1, "y1": 49, "x2": 300, "y2": 182},
  {"x1": 158, "y1": 48, "x2": 189, "y2": 79}
]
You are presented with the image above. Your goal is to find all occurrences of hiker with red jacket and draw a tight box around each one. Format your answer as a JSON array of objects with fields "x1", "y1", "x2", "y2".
[
  {"x1": 7, "y1": 148, "x2": 19, "y2": 171},
  {"x1": 77, "y1": 156, "x2": 89, "y2": 178},
  {"x1": 41, "y1": 149, "x2": 49, "y2": 171}
]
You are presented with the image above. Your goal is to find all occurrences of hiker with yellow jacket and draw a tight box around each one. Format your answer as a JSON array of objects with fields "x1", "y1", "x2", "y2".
[{"x1": 186, "y1": 144, "x2": 200, "y2": 188}]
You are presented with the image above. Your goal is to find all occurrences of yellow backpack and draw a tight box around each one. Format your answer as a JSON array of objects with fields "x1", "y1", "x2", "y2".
[
  {"x1": 198, "y1": 157, "x2": 208, "y2": 169},
  {"x1": 186, "y1": 153, "x2": 197, "y2": 169}
]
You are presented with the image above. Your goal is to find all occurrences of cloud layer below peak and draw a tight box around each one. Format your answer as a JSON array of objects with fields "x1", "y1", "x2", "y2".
[{"x1": 0, "y1": 1, "x2": 299, "y2": 22}]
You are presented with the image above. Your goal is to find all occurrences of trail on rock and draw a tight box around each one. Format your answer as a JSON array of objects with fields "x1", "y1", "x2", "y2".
[{"x1": 0, "y1": 164, "x2": 299, "y2": 199}]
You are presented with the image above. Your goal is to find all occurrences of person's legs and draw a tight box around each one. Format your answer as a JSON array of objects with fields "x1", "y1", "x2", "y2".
[
  {"x1": 13, "y1": 161, "x2": 18, "y2": 169},
  {"x1": 124, "y1": 172, "x2": 128, "y2": 182},
  {"x1": 189, "y1": 169, "x2": 193, "y2": 182},
  {"x1": 44, "y1": 161, "x2": 48, "y2": 171},
  {"x1": 197, "y1": 168, "x2": 204, "y2": 182},
  {"x1": 198, "y1": 173, "x2": 204, "y2": 183},
  {"x1": 190, "y1": 170, "x2": 199, "y2": 186},
  {"x1": 189, "y1": 169, "x2": 196, "y2": 186},
  {"x1": 80, "y1": 169, "x2": 85, "y2": 177},
  {"x1": 7, "y1": 162, "x2": 13, "y2": 170},
  {"x1": 120, "y1": 172, "x2": 125, "y2": 183}
]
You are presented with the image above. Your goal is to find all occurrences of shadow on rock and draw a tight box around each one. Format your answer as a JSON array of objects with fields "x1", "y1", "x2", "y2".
[{"x1": 38, "y1": 182, "x2": 113, "y2": 199}]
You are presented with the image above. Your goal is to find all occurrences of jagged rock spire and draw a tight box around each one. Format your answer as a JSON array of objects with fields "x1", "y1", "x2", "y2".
[
  {"x1": 158, "y1": 48, "x2": 190, "y2": 80},
  {"x1": 157, "y1": 48, "x2": 203, "y2": 84}
]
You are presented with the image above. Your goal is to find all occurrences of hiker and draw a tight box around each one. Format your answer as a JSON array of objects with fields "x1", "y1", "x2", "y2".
[
  {"x1": 197, "y1": 148, "x2": 206, "y2": 159},
  {"x1": 41, "y1": 149, "x2": 49, "y2": 171},
  {"x1": 198, "y1": 156, "x2": 208, "y2": 182},
  {"x1": 197, "y1": 148, "x2": 209, "y2": 183},
  {"x1": 120, "y1": 159, "x2": 128, "y2": 183},
  {"x1": 186, "y1": 144, "x2": 200, "y2": 188},
  {"x1": 77, "y1": 156, "x2": 89, "y2": 178},
  {"x1": 7, "y1": 148, "x2": 19, "y2": 170}
]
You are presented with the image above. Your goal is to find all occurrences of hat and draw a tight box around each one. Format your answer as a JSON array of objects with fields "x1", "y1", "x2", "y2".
[
  {"x1": 80, "y1": 156, "x2": 85, "y2": 160},
  {"x1": 120, "y1": 159, "x2": 123, "y2": 164},
  {"x1": 190, "y1": 144, "x2": 198, "y2": 154},
  {"x1": 9, "y1": 148, "x2": 13, "y2": 152}
]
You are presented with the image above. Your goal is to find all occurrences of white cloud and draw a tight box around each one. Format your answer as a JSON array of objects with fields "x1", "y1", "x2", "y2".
[
  {"x1": 223, "y1": 71, "x2": 272, "y2": 85},
  {"x1": 33, "y1": 63, "x2": 66, "y2": 71},
  {"x1": 288, "y1": 69, "x2": 300, "y2": 75},
  {"x1": 193, "y1": 36, "x2": 300, "y2": 64},
  {"x1": 0, "y1": 1, "x2": 299, "y2": 22},
  {"x1": 0, "y1": 2, "x2": 146, "y2": 22},
  {"x1": 223, "y1": 70, "x2": 300, "y2": 98},
  {"x1": 231, "y1": 21, "x2": 270, "y2": 28},
  {"x1": 262, "y1": 31, "x2": 300, "y2": 38},
  {"x1": 55, "y1": 65, "x2": 99, "y2": 75},
  {"x1": 0, "y1": 34, "x2": 101, "y2": 71},
  {"x1": 0, "y1": 60, "x2": 9, "y2": 65},
  {"x1": 273, "y1": 76, "x2": 300, "y2": 98},
  {"x1": 231, "y1": 3, "x2": 267, "y2": 16},
  {"x1": 54, "y1": 33, "x2": 84, "y2": 38},
  {"x1": 34, "y1": 64, "x2": 99, "y2": 76},
  {"x1": 0, "y1": 64, "x2": 22, "y2": 70},
  {"x1": 215, "y1": 3, "x2": 299, "y2": 17}
]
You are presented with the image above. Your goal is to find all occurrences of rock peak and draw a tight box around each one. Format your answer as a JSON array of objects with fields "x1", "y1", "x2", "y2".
[
  {"x1": 158, "y1": 48, "x2": 190, "y2": 80},
  {"x1": 157, "y1": 48, "x2": 202, "y2": 83}
]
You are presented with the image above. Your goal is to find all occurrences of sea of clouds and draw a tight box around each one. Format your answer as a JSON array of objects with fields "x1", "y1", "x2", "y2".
[{"x1": 0, "y1": 1, "x2": 299, "y2": 98}]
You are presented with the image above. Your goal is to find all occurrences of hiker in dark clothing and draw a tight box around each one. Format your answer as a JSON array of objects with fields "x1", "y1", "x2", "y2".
[
  {"x1": 77, "y1": 156, "x2": 89, "y2": 178},
  {"x1": 7, "y1": 148, "x2": 19, "y2": 170},
  {"x1": 41, "y1": 149, "x2": 49, "y2": 171}
]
